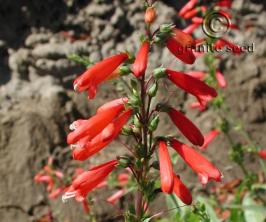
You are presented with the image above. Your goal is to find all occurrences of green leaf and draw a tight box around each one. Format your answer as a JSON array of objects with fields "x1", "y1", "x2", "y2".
[
  {"x1": 251, "y1": 183, "x2": 266, "y2": 191},
  {"x1": 67, "y1": 54, "x2": 93, "y2": 67},
  {"x1": 242, "y1": 193, "x2": 266, "y2": 222},
  {"x1": 196, "y1": 196, "x2": 221, "y2": 222}
]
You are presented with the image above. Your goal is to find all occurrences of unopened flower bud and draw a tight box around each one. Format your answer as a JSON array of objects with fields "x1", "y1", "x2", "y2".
[
  {"x1": 145, "y1": 7, "x2": 157, "y2": 24},
  {"x1": 153, "y1": 67, "x2": 167, "y2": 79},
  {"x1": 160, "y1": 24, "x2": 175, "y2": 33},
  {"x1": 122, "y1": 126, "x2": 133, "y2": 135},
  {"x1": 133, "y1": 115, "x2": 141, "y2": 128},
  {"x1": 128, "y1": 94, "x2": 141, "y2": 107},
  {"x1": 119, "y1": 65, "x2": 132, "y2": 75},
  {"x1": 118, "y1": 156, "x2": 131, "y2": 168},
  {"x1": 148, "y1": 115, "x2": 160, "y2": 131},
  {"x1": 147, "y1": 82, "x2": 158, "y2": 97}
]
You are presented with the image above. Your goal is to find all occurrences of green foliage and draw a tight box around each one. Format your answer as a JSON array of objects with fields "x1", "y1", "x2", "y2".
[
  {"x1": 242, "y1": 193, "x2": 266, "y2": 222},
  {"x1": 229, "y1": 143, "x2": 244, "y2": 165},
  {"x1": 67, "y1": 54, "x2": 93, "y2": 67}
]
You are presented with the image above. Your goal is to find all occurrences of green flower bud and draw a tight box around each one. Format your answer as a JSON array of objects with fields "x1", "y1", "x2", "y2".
[
  {"x1": 128, "y1": 94, "x2": 141, "y2": 107},
  {"x1": 133, "y1": 115, "x2": 141, "y2": 127},
  {"x1": 153, "y1": 67, "x2": 167, "y2": 79},
  {"x1": 147, "y1": 82, "x2": 158, "y2": 97},
  {"x1": 148, "y1": 115, "x2": 160, "y2": 131},
  {"x1": 118, "y1": 156, "x2": 131, "y2": 168},
  {"x1": 160, "y1": 24, "x2": 175, "y2": 33},
  {"x1": 122, "y1": 126, "x2": 133, "y2": 135},
  {"x1": 119, "y1": 65, "x2": 132, "y2": 75}
]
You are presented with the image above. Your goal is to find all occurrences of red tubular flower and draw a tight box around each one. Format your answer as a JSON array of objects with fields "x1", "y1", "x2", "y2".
[
  {"x1": 118, "y1": 173, "x2": 130, "y2": 186},
  {"x1": 258, "y1": 150, "x2": 266, "y2": 160},
  {"x1": 166, "y1": 37, "x2": 195, "y2": 64},
  {"x1": 200, "y1": 130, "x2": 220, "y2": 151},
  {"x1": 215, "y1": 70, "x2": 227, "y2": 88},
  {"x1": 189, "y1": 101, "x2": 207, "y2": 112},
  {"x1": 182, "y1": 23, "x2": 200, "y2": 35},
  {"x1": 183, "y1": 8, "x2": 200, "y2": 19},
  {"x1": 186, "y1": 71, "x2": 206, "y2": 80},
  {"x1": 167, "y1": 108, "x2": 204, "y2": 146},
  {"x1": 62, "y1": 160, "x2": 118, "y2": 202},
  {"x1": 192, "y1": 17, "x2": 204, "y2": 24},
  {"x1": 179, "y1": 0, "x2": 198, "y2": 17},
  {"x1": 172, "y1": 28, "x2": 196, "y2": 48},
  {"x1": 72, "y1": 109, "x2": 132, "y2": 161},
  {"x1": 216, "y1": 0, "x2": 232, "y2": 8},
  {"x1": 159, "y1": 141, "x2": 174, "y2": 193},
  {"x1": 173, "y1": 175, "x2": 192, "y2": 205},
  {"x1": 166, "y1": 69, "x2": 217, "y2": 106},
  {"x1": 214, "y1": 38, "x2": 243, "y2": 54},
  {"x1": 107, "y1": 189, "x2": 126, "y2": 205},
  {"x1": 67, "y1": 102, "x2": 126, "y2": 145},
  {"x1": 96, "y1": 97, "x2": 128, "y2": 114},
  {"x1": 48, "y1": 187, "x2": 63, "y2": 199},
  {"x1": 73, "y1": 53, "x2": 128, "y2": 99},
  {"x1": 82, "y1": 200, "x2": 90, "y2": 213},
  {"x1": 132, "y1": 41, "x2": 149, "y2": 77},
  {"x1": 171, "y1": 139, "x2": 222, "y2": 185}
]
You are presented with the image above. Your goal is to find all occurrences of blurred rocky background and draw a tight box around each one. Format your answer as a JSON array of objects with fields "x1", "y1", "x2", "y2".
[{"x1": 0, "y1": 0, "x2": 266, "y2": 221}]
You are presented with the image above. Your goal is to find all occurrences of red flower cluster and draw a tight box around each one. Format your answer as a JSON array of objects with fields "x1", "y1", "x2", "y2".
[
  {"x1": 62, "y1": 51, "x2": 133, "y2": 204},
  {"x1": 34, "y1": 157, "x2": 64, "y2": 200}
]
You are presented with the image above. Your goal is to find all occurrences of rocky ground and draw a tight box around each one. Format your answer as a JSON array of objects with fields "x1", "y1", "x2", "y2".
[{"x1": 0, "y1": 0, "x2": 266, "y2": 221}]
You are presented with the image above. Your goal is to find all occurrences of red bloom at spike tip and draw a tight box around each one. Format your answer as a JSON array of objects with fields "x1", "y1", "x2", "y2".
[
  {"x1": 107, "y1": 189, "x2": 126, "y2": 205},
  {"x1": 166, "y1": 69, "x2": 217, "y2": 106},
  {"x1": 158, "y1": 141, "x2": 174, "y2": 193},
  {"x1": 132, "y1": 41, "x2": 149, "y2": 77},
  {"x1": 258, "y1": 150, "x2": 266, "y2": 160},
  {"x1": 145, "y1": 7, "x2": 157, "y2": 24},
  {"x1": 216, "y1": 70, "x2": 227, "y2": 88},
  {"x1": 171, "y1": 139, "x2": 222, "y2": 185},
  {"x1": 73, "y1": 53, "x2": 128, "y2": 99},
  {"x1": 179, "y1": 0, "x2": 198, "y2": 17},
  {"x1": 167, "y1": 108, "x2": 204, "y2": 146},
  {"x1": 67, "y1": 101, "x2": 126, "y2": 145},
  {"x1": 72, "y1": 109, "x2": 132, "y2": 161},
  {"x1": 173, "y1": 175, "x2": 192, "y2": 205},
  {"x1": 62, "y1": 160, "x2": 118, "y2": 202},
  {"x1": 200, "y1": 130, "x2": 220, "y2": 151}
]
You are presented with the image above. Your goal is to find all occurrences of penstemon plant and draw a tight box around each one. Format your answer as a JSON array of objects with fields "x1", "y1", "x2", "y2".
[
  {"x1": 33, "y1": 0, "x2": 266, "y2": 221},
  {"x1": 59, "y1": 0, "x2": 223, "y2": 221}
]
